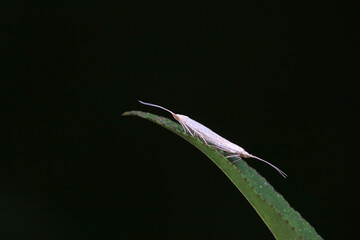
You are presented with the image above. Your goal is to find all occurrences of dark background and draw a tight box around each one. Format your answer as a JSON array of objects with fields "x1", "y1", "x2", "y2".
[{"x1": 2, "y1": 2, "x2": 359, "y2": 239}]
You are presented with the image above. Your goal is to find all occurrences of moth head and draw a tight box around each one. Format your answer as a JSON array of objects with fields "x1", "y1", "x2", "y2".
[
  {"x1": 172, "y1": 114, "x2": 180, "y2": 121},
  {"x1": 175, "y1": 114, "x2": 189, "y2": 122}
]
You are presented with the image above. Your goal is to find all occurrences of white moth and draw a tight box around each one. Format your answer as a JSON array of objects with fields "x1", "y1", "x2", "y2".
[{"x1": 139, "y1": 100, "x2": 287, "y2": 178}]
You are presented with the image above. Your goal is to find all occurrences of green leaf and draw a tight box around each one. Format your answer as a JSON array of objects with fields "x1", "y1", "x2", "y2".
[{"x1": 123, "y1": 110, "x2": 322, "y2": 240}]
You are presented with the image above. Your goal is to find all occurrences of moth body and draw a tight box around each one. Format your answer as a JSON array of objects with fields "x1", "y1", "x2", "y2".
[
  {"x1": 139, "y1": 100, "x2": 287, "y2": 178},
  {"x1": 177, "y1": 114, "x2": 247, "y2": 154}
]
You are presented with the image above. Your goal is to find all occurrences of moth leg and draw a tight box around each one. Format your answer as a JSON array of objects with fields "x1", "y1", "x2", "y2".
[
  {"x1": 190, "y1": 129, "x2": 209, "y2": 145},
  {"x1": 181, "y1": 123, "x2": 188, "y2": 134},
  {"x1": 207, "y1": 143, "x2": 221, "y2": 151},
  {"x1": 198, "y1": 133, "x2": 209, "y2": 145},
  {"x1": 228, "y1": 156, "x2": 242, "y2": 163},
  {"x1": 180, "y1": 122, "x2": 194, "y2": 137}
]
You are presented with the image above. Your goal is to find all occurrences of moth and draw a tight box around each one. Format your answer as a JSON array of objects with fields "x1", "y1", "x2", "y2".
[{"x1": 139, "y1": 100, "x2": 287, "y2": 178}]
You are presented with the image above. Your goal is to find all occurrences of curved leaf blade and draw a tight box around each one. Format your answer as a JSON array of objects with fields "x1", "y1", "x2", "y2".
[{"x1": 123, "y1": 110, "x2": 322, "y2": 240}]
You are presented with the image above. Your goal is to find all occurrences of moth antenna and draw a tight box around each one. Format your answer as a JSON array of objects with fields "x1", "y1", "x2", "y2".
[
  {"x1": 249, "y1": 154, "x2": 287, "y2": 178},
  {"x1": 138, "y1": 100, "x2": 176, "y2": 116}
]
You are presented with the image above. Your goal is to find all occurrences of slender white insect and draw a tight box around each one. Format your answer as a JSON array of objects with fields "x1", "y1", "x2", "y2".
[{"x1": 139, "y1": 100, "x2": 287, "y2": 178}]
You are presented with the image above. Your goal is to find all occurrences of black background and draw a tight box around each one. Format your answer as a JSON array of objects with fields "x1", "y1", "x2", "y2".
[{"x1": 2, "y1": 2, "x2": 359, "y2": 239}]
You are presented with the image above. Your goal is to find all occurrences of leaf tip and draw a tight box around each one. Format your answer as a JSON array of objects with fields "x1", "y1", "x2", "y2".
[{"x1": 121, "y1": 111, "x2": 133, "y2": 116}]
